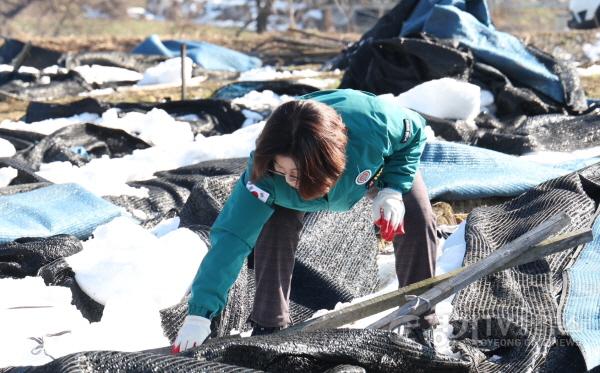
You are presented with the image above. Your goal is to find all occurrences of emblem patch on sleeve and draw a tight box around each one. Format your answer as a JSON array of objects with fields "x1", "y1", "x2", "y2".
[
  {"x1": 246, "y1": 181, "x2": 270, "y2": 203},
  {"x1": 402, "y1": 119, "x2": 412, "y2": 143},
  {"x1": 355, "y1": 169, "x2": 372, "y2": 185}
]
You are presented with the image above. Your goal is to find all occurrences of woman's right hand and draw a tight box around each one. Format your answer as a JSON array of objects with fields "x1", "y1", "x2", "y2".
[{"x1": 171, "y1": 315, "x2": 211, "y2": 353}]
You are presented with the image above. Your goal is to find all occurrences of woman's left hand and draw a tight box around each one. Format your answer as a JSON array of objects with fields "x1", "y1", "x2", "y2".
[{"x1": 372, "y1": 188, "x2": 405, "y2": 241}]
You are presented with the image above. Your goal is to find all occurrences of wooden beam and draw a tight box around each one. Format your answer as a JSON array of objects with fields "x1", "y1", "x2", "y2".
[
  {"x1": 285, "y1": 219, "x2": 589, "y2": 333},
  {"x1": 368, "y1": 213, "x2": 572, "y2": 330}
]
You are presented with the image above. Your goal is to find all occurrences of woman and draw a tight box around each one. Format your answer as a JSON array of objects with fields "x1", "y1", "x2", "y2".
[{"x1": 172, "y1": 89, "x2": 437, "y2": 352}]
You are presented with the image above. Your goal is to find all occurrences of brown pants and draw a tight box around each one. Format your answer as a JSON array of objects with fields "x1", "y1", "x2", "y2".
[{"x1": 249, "y1": 172, "x2": 437, "y2": 328}]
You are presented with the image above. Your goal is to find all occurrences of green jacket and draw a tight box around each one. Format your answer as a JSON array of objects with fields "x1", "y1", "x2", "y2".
[{"x1": 188, "y1": 89, "x2": 427, "y2": 318}]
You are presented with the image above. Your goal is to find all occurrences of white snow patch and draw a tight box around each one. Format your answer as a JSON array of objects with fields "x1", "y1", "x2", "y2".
[
  {"x1": 379, "y1": 78, "x2": 481, "y2": 121},
  {"x1": 0, "y1": 277, "x2": 91, "y2": 367},
  {"x1": 98, "y1": 108, "x2": 194, "y2": 147},
  {"x1": 232, "y1": 90, "x2": 295, "y2": 112},
  {"x1": 137, "y1": 57, "x2": 193, "y2": 86},
  {"x1": 67, "y1": 216, "x2": 206, "y2": 308},
  {"x1": 0, "y1": 137, "x2": 16, "y2": 157},
  {"x1": 238, "y1": 66, "x2": 326, "y2": 81},
  {"x1": 578, "y1": 64, "x2": 600, "y2": 77},
  {"x1": 0, "y1": 113, "x2": 100, "y2": 135},
  {"x1": 74, "y1": 65, "x2": 143, "y2": 85},
  {"x1": 0, "y1": 167, "x2": 18, "y2": 187}
]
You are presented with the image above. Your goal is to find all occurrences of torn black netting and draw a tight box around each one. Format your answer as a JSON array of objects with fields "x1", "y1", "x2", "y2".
[
  {"x1": 180, "y1": 328, "x2": 470, "y2": 373},
  {"x1": 4, "y1": 351, "x2": 262, "y2": 373},
  {"x1": 0, "y1": 127, "x2": 46, "y2": 151},
  {"x1": 13, "y1": 123, "x2": 150, "y2": 169},
  {"x1": 0, "y1": 158, "x2": 50, "y2": 186},
  {"x1": 0, "y1": 71, "x2": 92, "y2": 101},
  {"x1": 449, "y1": 162, "x2": 600, "y2": 372},
  {"x1": 38, "y1": 258, "x2": 105, "y2": 323},
  {"x1": 0, "y1": 38, "x2": 62, "y2": 69},
  {"x1": 62, "y1": 51, "x2": 167, "y2": 73},
  {"x1": 0, "y1": 235, "x2": 82, "y2": 279},
  {"x1": 24, "y1": 98, "x2": 109, "y2": 123}
]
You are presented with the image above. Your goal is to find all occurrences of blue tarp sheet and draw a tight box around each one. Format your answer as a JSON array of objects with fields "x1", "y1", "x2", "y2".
[
  {"x1": 562, "y1": 216, "x2": 600, "y2": 370},
  {"x1": 400, "y1": 0, "x2": 565, "y2": 104},
  {"x1": 133, "y1": 34, "x2": 262, "y2": 72},
  {"x1": 420, "y1": 141, "x2": 599, "y2": 200},
  {"x1": 0, "y1": 183, "x2": 122, "y2": 244}
]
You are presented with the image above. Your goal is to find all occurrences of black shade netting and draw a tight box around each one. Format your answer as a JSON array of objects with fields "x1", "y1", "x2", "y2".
[
  {"x1": 180, "y1": 328, "x2": 470, "y2": 373},
  {"x1": 0, "y1": 127, "x2": 45, "y2": 151},
  {"x1": 211, "y1": 80, "x2": 320, "y2": 101},
  {"x1": 24, "y1": 99, "x2": 246, "y2": 137},
  {"x1": 421, "y1": 114, "x2": 478, "y2": 143},
  {"x1": 5, "y1": 351, "x2": 262, "y2": 373},
  {"x1": 113, "y1": 99, "x2": 247, "y2": 137},
  {"x1": 0, "y1": 71, "x2": 92, "y2": 102},
  {"x1": 13, "y1": 123, "x2": 150, "y2": 169},
  {"x1": 326, "y1": 0, "x2": 420, "y2": 71},
  {"x1": 470, "y1": 61, "x2": 564, "y2": 119},
  {"x1": 0, "y1": 235, "x2": 82, "y2": 279},
  {"x1": 38, "y1": 258, "x2": 105, "y2": 323},
  {"x1": 0, "y1": 158, "x2": 50, "y2": 185},
  {"x1": 0, "y1": 38, "x2": 62, "y2": 69},
  {"x1": 448, "y1": 162, "x2": 600, "y2": 372},
  {"x1": 340, "y1": 37, "x2": 473, "y2": 97},
  {"x1": 0, "y1": 70, "x2": 37, "y2": 87},
  {"x1": 104, "y1": 159, "x2": 248, "y2": 229},
  {"x1": 62, "y1": 51, "x2": 167, "y2": 73},
  {"x1": 472, "y1": 109, "x2": 600, "y2": 155},
  {"x1": 24, "y1": 98, "x2": 110, "y2": 123},
  {"x1": 106, "y1": 178, "x2": 192, "y2": 228},
  {"x1": 0, "y1": 182, "x2": 51, "y2": 197}
]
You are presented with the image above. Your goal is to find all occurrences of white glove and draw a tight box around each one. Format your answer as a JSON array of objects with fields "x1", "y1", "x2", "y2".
[
  {"x1": 171, "y1": 315, "x2": 211, "y2": 353},
  {"x1": 372, "y1": 187, "x2": 405, "y2": 241}
]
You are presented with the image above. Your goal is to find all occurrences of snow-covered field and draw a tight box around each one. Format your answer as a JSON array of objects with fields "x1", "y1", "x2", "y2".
[{"x1": 2, "y1": 59, "x2": 600, "y2": 368}]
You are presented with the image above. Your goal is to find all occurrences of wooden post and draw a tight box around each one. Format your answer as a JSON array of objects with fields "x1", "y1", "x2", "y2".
[{"x1": 180, "y1": 44, "x2": 187, "y2": 101}]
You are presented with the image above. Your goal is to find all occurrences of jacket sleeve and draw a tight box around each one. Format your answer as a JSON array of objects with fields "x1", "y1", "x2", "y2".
[
  {"x1": 380, "y1": 109, "x2": 427, "y2": 194},
  {"x1": 188, "y1": 167, "x2": 275, "y2": 319}
]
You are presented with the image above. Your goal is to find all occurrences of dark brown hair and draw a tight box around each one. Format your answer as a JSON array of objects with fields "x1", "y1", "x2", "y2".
[{"x1": 252, "y1": 99, "x2": 348, "y2": 200}]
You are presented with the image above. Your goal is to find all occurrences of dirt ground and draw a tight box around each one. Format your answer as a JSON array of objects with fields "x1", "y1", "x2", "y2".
[{"x1": 0, "y1": 27, "x2": 599, "y2": 121}]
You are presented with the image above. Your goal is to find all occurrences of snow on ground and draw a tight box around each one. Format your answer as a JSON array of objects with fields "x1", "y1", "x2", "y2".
[
  {"x1": 98, "y1": 108, "x2": 194, "y2": 146},
  {"x1": 379, "y1": 78, "x2": 481, "y2": 122},
  {"x1": 35, "y1": 118, "x2": 265, "y2": 197},
  {"x1": 578, "y1": 64, "x2": 600, "y2": 77},
  {"x1": 232, "y1": 89, "x2": 295, "y2": 113},
  {"x1": 583, "y1": 33, "x2": 600, "y2": 62},
  {"x1": 2, "y1": 216, "x2": 207, "y2": 367},
  {"x1": 0, "y1": 167, "x2": 17, "y2": 187},
  {"x1": 2, "y1": 75, "x2": 600, "y2": 367},
  {"x1": 1, "y1": 277, "x2": 91, "y2": 367},
  {"x1": 74, "y1": 65, "x2": 143, "y2": 85},
  {"x1": 0, "y1": 113, "x2": 101, "y2": 136},
  {"x1": 239, "y1": 66, "x2": 341, "y2": 82},
  {"x1": 0, "y1": 137, "x2": 16, "y2": 157},
  {"x1": 137, "y1": 57, "x2": 193, "y2": 86},
  {"x1": 0, "y1": 64, "x2": 40, "y2": 75}
]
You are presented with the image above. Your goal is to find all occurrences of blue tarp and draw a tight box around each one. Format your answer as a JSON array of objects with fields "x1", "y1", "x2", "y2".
[
  {"x1": 400, "y1": 0, "x2": 565, "y2": 104},
  {"x1": 420, "y1": 141, "x2": 599, "y2": 200},
  {"x1": 133, "y1": 34, "x2": 262, "y2": 72},
  {"x1": 0, "y1": 183, "x2": 122, "y2": 244},
  {"x1": 562, "y1": 216, "x2": 600, "y2": 370}
]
